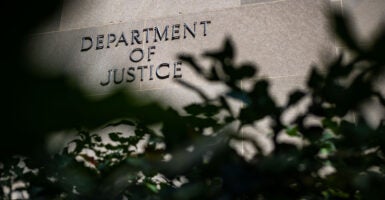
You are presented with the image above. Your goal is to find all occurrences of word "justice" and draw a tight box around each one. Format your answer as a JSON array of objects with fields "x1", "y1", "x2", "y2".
[{"x1": 100, "y1": 61, "x2": 182, "y2": 86}]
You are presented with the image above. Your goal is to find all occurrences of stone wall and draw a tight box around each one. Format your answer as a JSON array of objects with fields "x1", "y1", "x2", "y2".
[{"x1": 28, "y1": 0, "x2": 384, "y2": 109}]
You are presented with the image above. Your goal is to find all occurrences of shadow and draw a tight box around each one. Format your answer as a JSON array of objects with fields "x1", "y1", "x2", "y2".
[{"x1": 0, "y1": 2, "x2": 385, "y2": 200}]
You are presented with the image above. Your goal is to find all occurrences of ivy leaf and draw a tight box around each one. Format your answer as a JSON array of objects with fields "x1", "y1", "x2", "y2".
[
  {"x1": 286, "y1": 126, "x2": 299, "y2": 137},
  {"x1": 322, "y1": 118, "x2": 339, "y2": 134},
  {"x1": 146, "y1": 182, "x2": 159, "y2": 193}
]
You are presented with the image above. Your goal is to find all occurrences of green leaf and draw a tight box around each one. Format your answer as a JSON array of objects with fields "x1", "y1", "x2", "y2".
[
  {"x1": 286, "y1": 126, "x2": 299, "y2": 137},
  {"x1": 146, "y1": 183, "x2": 159, "y2": 193},
  {"x1": 322, "y1": 118, "x2": 339, "y2": 133}
]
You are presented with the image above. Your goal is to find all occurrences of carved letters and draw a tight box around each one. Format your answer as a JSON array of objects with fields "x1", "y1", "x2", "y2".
[{"x1": 79, "y1": 20, "x2": 211, "y2": 86}]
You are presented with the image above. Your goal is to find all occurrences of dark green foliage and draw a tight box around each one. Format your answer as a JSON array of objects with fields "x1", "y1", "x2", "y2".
[{"x1": 1, "y1": 3, "x2": 385, "y2": 200}]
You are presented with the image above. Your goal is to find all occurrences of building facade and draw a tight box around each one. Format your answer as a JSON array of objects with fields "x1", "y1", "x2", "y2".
[{"x1": 27, "y1": 0, "x2": 384, "y2": 114}]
